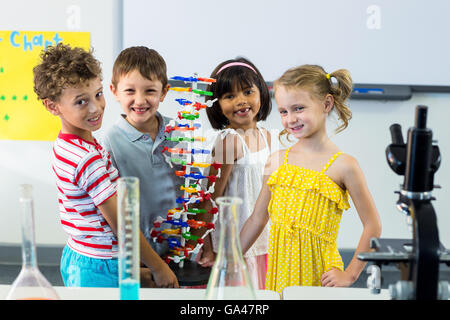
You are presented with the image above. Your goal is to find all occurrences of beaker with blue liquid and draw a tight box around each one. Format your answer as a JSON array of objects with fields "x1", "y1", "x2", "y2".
[{"x1": 117, "y1": 177, "x2": 140, "y2": 300}]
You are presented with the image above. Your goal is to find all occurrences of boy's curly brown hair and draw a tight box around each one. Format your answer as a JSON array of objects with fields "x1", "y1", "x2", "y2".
[{"x1": 33, "y1": 43, "x2": 102, "y2": 102}]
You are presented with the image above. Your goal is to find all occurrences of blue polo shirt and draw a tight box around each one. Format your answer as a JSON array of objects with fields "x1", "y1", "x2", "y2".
[{"x1": 101, "y1": 112, "x2": 182, "y2": 255}]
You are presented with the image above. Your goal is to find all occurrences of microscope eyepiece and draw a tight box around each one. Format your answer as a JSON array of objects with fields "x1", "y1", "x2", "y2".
[
  {"x1": 390, "y1": 123, "x2": 404, "y2": 145},
  {"x1": 415, "y1": 105, "x2": 428, "y2": 129}
]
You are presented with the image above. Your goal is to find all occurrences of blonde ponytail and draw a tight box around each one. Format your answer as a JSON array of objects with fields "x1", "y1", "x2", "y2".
[{"x1": 328, "y1": 69, "x2": 353, "y2": 133}]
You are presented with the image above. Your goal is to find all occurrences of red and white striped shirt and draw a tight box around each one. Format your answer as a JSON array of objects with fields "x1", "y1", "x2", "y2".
[{"x1": 52, "y1": 132, "x2": 119, "y2": 259}]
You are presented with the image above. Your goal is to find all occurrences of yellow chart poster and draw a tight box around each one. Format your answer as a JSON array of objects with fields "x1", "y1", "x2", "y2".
[{"x1": 0, "y1": 31, "x2": 90, "y2": 141}]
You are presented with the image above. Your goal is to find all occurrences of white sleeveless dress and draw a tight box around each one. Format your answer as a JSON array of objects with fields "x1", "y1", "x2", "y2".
[{"x1": 211, "y1": 124, "x2": 271, "y2": 289}]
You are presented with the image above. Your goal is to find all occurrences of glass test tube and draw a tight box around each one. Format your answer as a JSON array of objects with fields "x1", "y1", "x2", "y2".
[{"x1": 117, "y1": 177, "x2": 140, "y2": 300}]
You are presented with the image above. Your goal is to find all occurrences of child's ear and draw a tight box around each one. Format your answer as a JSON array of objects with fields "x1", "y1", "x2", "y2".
[
  {"x1": 110, "y1": 84, "x2": 119, "y2": 101},
  {"x1": 159, "y1": 84, "x2": 170, "y2": 102},
  {"x1": 324, "y1": 94, "x2": 334, "y2": 113},
  {"x1": 43, "y1": 99, "x2": 60, "y2": 116}
]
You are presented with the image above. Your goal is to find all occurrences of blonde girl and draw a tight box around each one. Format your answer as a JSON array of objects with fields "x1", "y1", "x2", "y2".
[{"x1": 240, "y1": 64, "x2": 382, "y2": 295}]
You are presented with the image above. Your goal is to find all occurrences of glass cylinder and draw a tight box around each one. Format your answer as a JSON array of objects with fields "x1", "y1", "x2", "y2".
[
  {"x1": 204, "y1": 196, "x2": 256, "y2": 300},
  {"x1": 117, "y1": 177, "x2": 140, "y2": 300},
  {"x1": 6, "y1": 184, "x2": 60, "y2": 300}
]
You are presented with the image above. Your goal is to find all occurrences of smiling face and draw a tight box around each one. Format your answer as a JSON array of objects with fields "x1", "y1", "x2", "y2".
[
  {"x1": 275, "y1": 85, "x2": 333, "y2": 140},
  {"x1": 111, "y1": 69, "x2": 169, "y2": 132},
  {"x1": 44, "y1": 76, "x2": 105, "y2": 142},
  {"x1": 218, "y1": 84, "x2": 261, "y2": 130}
]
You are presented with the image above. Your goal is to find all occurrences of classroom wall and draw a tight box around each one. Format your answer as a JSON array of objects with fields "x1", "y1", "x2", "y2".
[{"x1": 0, "y1": 1, "x2": 449, "y2": 250}]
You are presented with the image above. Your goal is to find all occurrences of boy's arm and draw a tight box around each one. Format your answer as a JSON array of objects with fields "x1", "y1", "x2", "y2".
[
  {"x1": 98, "y1": 194, "x2": 179, "y2": 288},
  {"x1": 321, "y1": 155, "x2": 382, "y2": 287}
]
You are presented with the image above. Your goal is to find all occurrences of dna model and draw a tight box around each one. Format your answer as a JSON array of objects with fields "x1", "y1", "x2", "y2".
[{"x1": 150, "y1": 75, "x2": 221, "y2": 268}]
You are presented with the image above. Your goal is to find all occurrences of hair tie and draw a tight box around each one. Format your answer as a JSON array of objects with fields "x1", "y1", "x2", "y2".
[
  {"x1": 216, "y1": 62, "x2": 257, "y2": 75},
  {"x1": 326, "y1": 73, "x2": 331, "y2": 80}
]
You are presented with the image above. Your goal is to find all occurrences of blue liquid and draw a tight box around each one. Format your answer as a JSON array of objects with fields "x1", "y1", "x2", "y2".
[{"x1": 120, "y1": 279, "x2": 139, "y2": 300}]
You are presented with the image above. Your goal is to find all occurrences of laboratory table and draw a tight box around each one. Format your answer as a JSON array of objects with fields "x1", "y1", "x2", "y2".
[
  {"x1": 282, "y1": 286, "x2": 390, "y2": 300},
  {"x1": 0, "y1": 284, "x2": 395, "y2": 300},
  {"x1": 0, "y1": 285, "x2": 280, "y2": 300}
]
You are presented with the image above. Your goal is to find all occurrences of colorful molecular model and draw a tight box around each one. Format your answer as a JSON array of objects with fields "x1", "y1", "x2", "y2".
[{"x1": 150, "y1": 75, "x2": 221, "y2": 268}]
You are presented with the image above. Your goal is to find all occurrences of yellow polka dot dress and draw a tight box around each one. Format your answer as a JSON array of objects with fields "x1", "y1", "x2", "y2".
[{"x1": 265, "y1": 148, "x2": 350, "y2": 294}]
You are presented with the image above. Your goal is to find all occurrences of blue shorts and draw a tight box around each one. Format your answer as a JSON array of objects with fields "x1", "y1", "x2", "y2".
[{"x1": 60, "y1": 245, "x2": 119, "y2": 288}]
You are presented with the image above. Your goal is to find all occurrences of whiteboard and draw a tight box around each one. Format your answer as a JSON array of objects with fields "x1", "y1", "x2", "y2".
[{"x1": 123, "y1": 0, "x2": 450, "y2": 87}]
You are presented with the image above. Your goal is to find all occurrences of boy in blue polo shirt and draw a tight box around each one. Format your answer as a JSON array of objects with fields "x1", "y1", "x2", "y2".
[{"x1": 102, "y1": 46, "x2": 181, "y2": 256}]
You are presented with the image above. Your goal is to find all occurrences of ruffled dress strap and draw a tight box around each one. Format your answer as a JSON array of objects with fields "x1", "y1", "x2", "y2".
[
  {"x1": 219, "y1": 128, "x2": 248, "y2": 157},
  {"x1": 320, "y1": 151, "x2": 344, "y2": 173},
  {"x1": 219, "y1": 128, "x2": 238, "y2": 141},
  {"x1": 320, "y1": 151, "x2": 350, "y2": 210},
  {"x1": 283, "y1": 147, "x2": 291, "y2": 164}
]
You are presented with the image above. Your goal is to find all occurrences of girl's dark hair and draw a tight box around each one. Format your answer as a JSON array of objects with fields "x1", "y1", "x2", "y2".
[{"x1": 205, "y1": 57, "x2": 271, "y2": 129}]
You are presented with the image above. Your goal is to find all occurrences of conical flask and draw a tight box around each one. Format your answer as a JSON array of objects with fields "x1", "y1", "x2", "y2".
[
  {"x1": 6, "y1": 184, "x2": 60, "y2": 300},
  {"x1": 204, "y1": 196, "x2": 256, "y2": 300}
]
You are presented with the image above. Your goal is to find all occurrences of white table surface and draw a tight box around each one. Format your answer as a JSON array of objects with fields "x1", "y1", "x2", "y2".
[
  {"x1": 282, "y1": 286, "x2": 391, "y2": 300},
  {"x1": 0, "y1": 285, "x2": 280, "y2": 300},
  {"x1": 1, "y1": 284, "x2": 396, "y2": 300}
]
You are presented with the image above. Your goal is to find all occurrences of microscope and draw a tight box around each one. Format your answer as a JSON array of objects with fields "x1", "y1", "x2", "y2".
[{"x1": 357, "y1": 105, "x2": 450, "y2": 300}]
